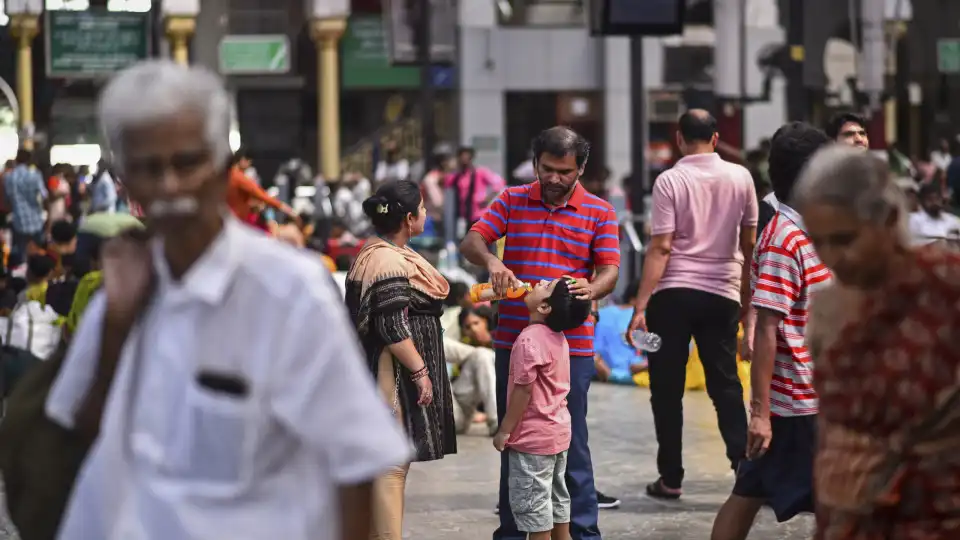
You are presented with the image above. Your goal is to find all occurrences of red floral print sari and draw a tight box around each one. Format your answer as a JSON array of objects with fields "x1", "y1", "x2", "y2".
[{"x1": 811, "y1": 247, "x2": 960, "y2": 539}]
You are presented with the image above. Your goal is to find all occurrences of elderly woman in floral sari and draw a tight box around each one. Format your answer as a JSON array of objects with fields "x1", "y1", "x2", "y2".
[{"x1": 794, "y1": 145, "x2": 960, "y2": 539}]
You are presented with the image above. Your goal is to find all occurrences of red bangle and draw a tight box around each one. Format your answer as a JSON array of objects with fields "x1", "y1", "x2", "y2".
[{"x1": 410, "y1": 366, "x2": 428, "y2": 381}]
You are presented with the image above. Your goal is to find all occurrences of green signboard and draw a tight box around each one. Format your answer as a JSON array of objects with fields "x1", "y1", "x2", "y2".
[
  {"x1": 938, "y1": 39, "x2": 960, "y2": 74},
  {"x1": 219, "y1": 35, "x2": 291, "y2": 75},
  {"x1": 341, "y1": 16, "x2": 420, "y2": 89},
  {"x1": 45, "y1": 10, "x2": 149, "y2": 78}
]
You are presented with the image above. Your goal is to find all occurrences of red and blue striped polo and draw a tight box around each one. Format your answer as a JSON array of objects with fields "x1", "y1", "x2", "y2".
[{"x1": 471, "y1": 182, "x2": 621, "y2": 356}]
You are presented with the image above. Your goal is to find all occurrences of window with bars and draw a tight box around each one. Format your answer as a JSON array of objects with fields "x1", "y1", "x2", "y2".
[{"x1": 498, "y1": 0, "x2": 587, "y2": 27}]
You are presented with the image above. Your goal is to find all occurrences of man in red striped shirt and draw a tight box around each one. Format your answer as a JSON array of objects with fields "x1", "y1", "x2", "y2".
[
  {"x1": 461, "y1": 126, "x2": 619, "y2": 540},
  {"x1": 712, "y1": 123, "x2": 833, "y2": 540}
]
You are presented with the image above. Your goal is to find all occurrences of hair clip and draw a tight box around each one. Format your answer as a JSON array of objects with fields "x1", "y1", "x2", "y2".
[{"x1": 376, "y1": 204, "x2": 389, "y2": 214}]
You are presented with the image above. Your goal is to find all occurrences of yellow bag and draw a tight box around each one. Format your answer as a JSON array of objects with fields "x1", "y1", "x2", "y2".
[{"x1": 633, "y1": 325, "x2": 751, "y2": 398}]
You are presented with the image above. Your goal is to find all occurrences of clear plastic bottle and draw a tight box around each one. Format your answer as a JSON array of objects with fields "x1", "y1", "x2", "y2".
[
  {"x1": 629, "y1": 331, "x2": 663, "y2": 353},
  {"x1": 469, "y1": 282, "x2": 532, "y2": 303}
]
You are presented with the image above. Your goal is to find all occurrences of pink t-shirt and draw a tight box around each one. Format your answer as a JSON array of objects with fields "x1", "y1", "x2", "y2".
[
  {"x1": 444, "y1": 166, "x2": 505, "y2": 222},
  {"x1": 506, "y1": 324, "x2": 571, "y2": 456},
  {"x1": 650, "y1": 153, "x2": 758, "y2": 302}
]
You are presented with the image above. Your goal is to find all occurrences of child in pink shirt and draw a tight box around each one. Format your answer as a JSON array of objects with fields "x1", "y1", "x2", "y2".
[{"x1": 493, "y1": 278, "x2": 591, "y2": 540}]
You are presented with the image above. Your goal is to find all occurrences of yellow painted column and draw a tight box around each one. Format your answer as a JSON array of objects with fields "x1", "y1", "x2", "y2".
[
  {"x1": 10, "y1": 15, "x2": 39, "y2": 151},
  {"x1": 311, "y1": 18, "x2": 347, "y2": 181},
  {"x1": 165, "y1": 16, "x2": 196, "y2": 66}
]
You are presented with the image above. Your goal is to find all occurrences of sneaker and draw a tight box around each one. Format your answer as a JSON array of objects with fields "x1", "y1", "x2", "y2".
[{"x1": 596, "y1": 491, "x2": 621, "y2": 509}]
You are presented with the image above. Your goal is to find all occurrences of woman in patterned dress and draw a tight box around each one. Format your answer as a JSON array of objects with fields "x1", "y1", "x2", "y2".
[
  {"x1": 345, "y1": 180, "x2": 457, "y2": 539},
  {"x1": 794, "y1": 145, "x2": 960, "y2": 539}
]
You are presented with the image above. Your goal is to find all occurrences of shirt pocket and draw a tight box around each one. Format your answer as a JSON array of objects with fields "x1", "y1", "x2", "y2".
[
  {"x1": 165, "y1": 383, "x2": 256, "y2": 496},
  {"x1": 547, "y1": 220, "x2": 592, "y2": 265}
]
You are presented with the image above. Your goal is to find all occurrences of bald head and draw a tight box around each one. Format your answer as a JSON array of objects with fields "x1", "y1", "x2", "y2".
[{"x1": 678, "y1": 109, "x2": 717, "y2": 144}]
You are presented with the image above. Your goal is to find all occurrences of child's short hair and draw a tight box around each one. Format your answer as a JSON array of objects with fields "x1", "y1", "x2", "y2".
[
  {"x1": 545, "y1": 280, "x2": 592, "y2": 333},
  {"x1": 51, "y1": 219, "x2": 77, "y2": 244},
  {"x1": 26, "y1": 254, "x2": 55, "y2": 281}
]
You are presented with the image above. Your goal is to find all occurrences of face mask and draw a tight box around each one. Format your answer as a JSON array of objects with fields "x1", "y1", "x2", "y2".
[{"x1": 148, "y1": 196, "x2": 200, "y2": 219}]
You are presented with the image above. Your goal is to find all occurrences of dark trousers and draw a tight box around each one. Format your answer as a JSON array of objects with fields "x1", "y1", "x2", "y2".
[
  {"x1": 9, "y1": 229, "x2": 45, "y2": 269},
  {"x1": 494, "y1": 349, "x2": 601, "y2": 540},
  {"x1": 646, "y1": 287, "x2": 747, "y2": 489}
]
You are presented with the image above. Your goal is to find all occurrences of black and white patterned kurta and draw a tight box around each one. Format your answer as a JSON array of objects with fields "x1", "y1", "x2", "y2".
[{"x1": 345, "y1": 276, "x2": 457, "y2": 462}]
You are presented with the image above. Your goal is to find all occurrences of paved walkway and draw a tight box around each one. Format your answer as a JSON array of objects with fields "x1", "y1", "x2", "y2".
[
  {"x1": 406, "y1": 383, "x2": 814, "y2": 539},
  {"x1": 0, "y1": 385, "x2": 814, "y2": 539}
]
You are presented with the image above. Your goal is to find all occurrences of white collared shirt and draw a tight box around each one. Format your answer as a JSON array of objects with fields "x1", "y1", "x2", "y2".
[
  {"x1": 762, "y1": 191, "x2": 779, "y2": 210},
  {"x1": 909, "y1": 210, "x2": 960, "y2": 246},
  {"x1": 47, "y1": 217, "x2": 411, "y2": 540}
]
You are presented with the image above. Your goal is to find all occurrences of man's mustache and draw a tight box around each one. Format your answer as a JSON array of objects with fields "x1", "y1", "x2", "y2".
[{"x1": 147, "y1": 196, "x2": 199, "y2": 218}]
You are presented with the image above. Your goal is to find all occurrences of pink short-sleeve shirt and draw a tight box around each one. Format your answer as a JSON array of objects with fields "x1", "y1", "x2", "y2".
[
  {"x1": 650, "y1": 153, "x2": 758, "y2": 303},
  {"x1": 506, "y1": 324, "x2": 571, "y2": 456}
]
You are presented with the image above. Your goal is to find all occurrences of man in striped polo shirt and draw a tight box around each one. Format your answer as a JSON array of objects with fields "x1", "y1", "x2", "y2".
[
  {"x1": 712, "y1": 123, "x2": 833, "y2": 540},
  {"x1": 461, "y1": 126, "x2": 620, "y2": 540}
]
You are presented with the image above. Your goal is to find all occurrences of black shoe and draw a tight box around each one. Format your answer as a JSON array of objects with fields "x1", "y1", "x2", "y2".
[
  {"x1": 596, "y1": 491, "x2": 621, "y2": 509},
  {"x1": 645, "y1": 478, "x2": 682, "y2": 500}
]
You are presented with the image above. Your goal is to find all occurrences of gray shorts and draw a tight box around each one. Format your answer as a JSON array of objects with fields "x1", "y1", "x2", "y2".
[{"x1": 507, "y1": 450, "x2": 571, "y2": 533}]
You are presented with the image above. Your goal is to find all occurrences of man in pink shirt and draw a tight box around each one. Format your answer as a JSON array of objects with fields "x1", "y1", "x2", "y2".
[
  {"x1": 445, "y1": 145, "x2": 505, "y2": 234},
  {"x1": 626, "y1": 110, "x2": 757, "y2": 499},
  {"x1": 493, "y1": 278, "x2": 591, "y2": 540}
]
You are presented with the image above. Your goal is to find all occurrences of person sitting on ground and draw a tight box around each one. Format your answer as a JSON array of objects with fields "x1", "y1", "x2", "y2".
[
  {"x1": 439, "y1": 282, "x2": 472, "y2": 342},
  {"x1": 460, "y1": 305, "x2": 496, "y2": 348},
  {"x1": 49, "y1": 219, "x2": 78, "y2": 278},
  {"x1": 909, "y1": 181, "x2": 960, "y2": 247},
  {"x1": 23, "y1": 254, "x2": 55, "y2": 304},
  {"x1": 445, "y1": 306, "x2": 498, "y2": 435},
  {"x1": 594, "y1": 281, "x2": 648, "y2": 384},
  {"x1": 493, "y1": 277, "x2": 591, "y2": 540}
]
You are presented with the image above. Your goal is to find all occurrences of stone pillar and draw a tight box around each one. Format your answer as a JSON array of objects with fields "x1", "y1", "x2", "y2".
[
  {"x1": 162, "y1": 0, "x2": 200, "y2": 66},
  {"x1": 310, "y1": 17, "x2": 347, "y2": 180},
  {"x1": 166, "y1": 17, "x2": 196, "y2": 66},
  {"x1": 9, "y1": 14, "x2": 39, "y2": 150}
]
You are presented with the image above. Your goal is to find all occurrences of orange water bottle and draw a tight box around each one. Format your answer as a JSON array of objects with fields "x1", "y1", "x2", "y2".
[{"x1": 469, "y1": 281, "x2": 532, "y2": 303}]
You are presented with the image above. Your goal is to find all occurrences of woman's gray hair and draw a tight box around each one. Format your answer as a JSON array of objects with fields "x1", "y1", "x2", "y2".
[
  {"x1": 98, "y1": 60, "x2": 232, "y2": 174},
  {"x1": 791, "y1": 144, "x2": 907, "y2": 233}
]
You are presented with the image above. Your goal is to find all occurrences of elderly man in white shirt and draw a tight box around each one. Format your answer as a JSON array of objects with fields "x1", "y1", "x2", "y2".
[{"x1": 45, "y1": 60, "x2": 411, "y2": 540}]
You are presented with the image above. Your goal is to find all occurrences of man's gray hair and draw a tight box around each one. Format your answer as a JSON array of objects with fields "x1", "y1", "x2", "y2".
[
  {"x1": 792, "y1": 144, "x2": 907, "y2": 232},
  {"x1": 98, "y1": 60, "x2": 232, "y2": 174}
]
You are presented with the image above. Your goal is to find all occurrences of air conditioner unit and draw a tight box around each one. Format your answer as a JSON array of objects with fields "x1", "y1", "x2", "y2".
[{"x1": 647, "y1": 91, "x2": 683, "y2": 123}]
